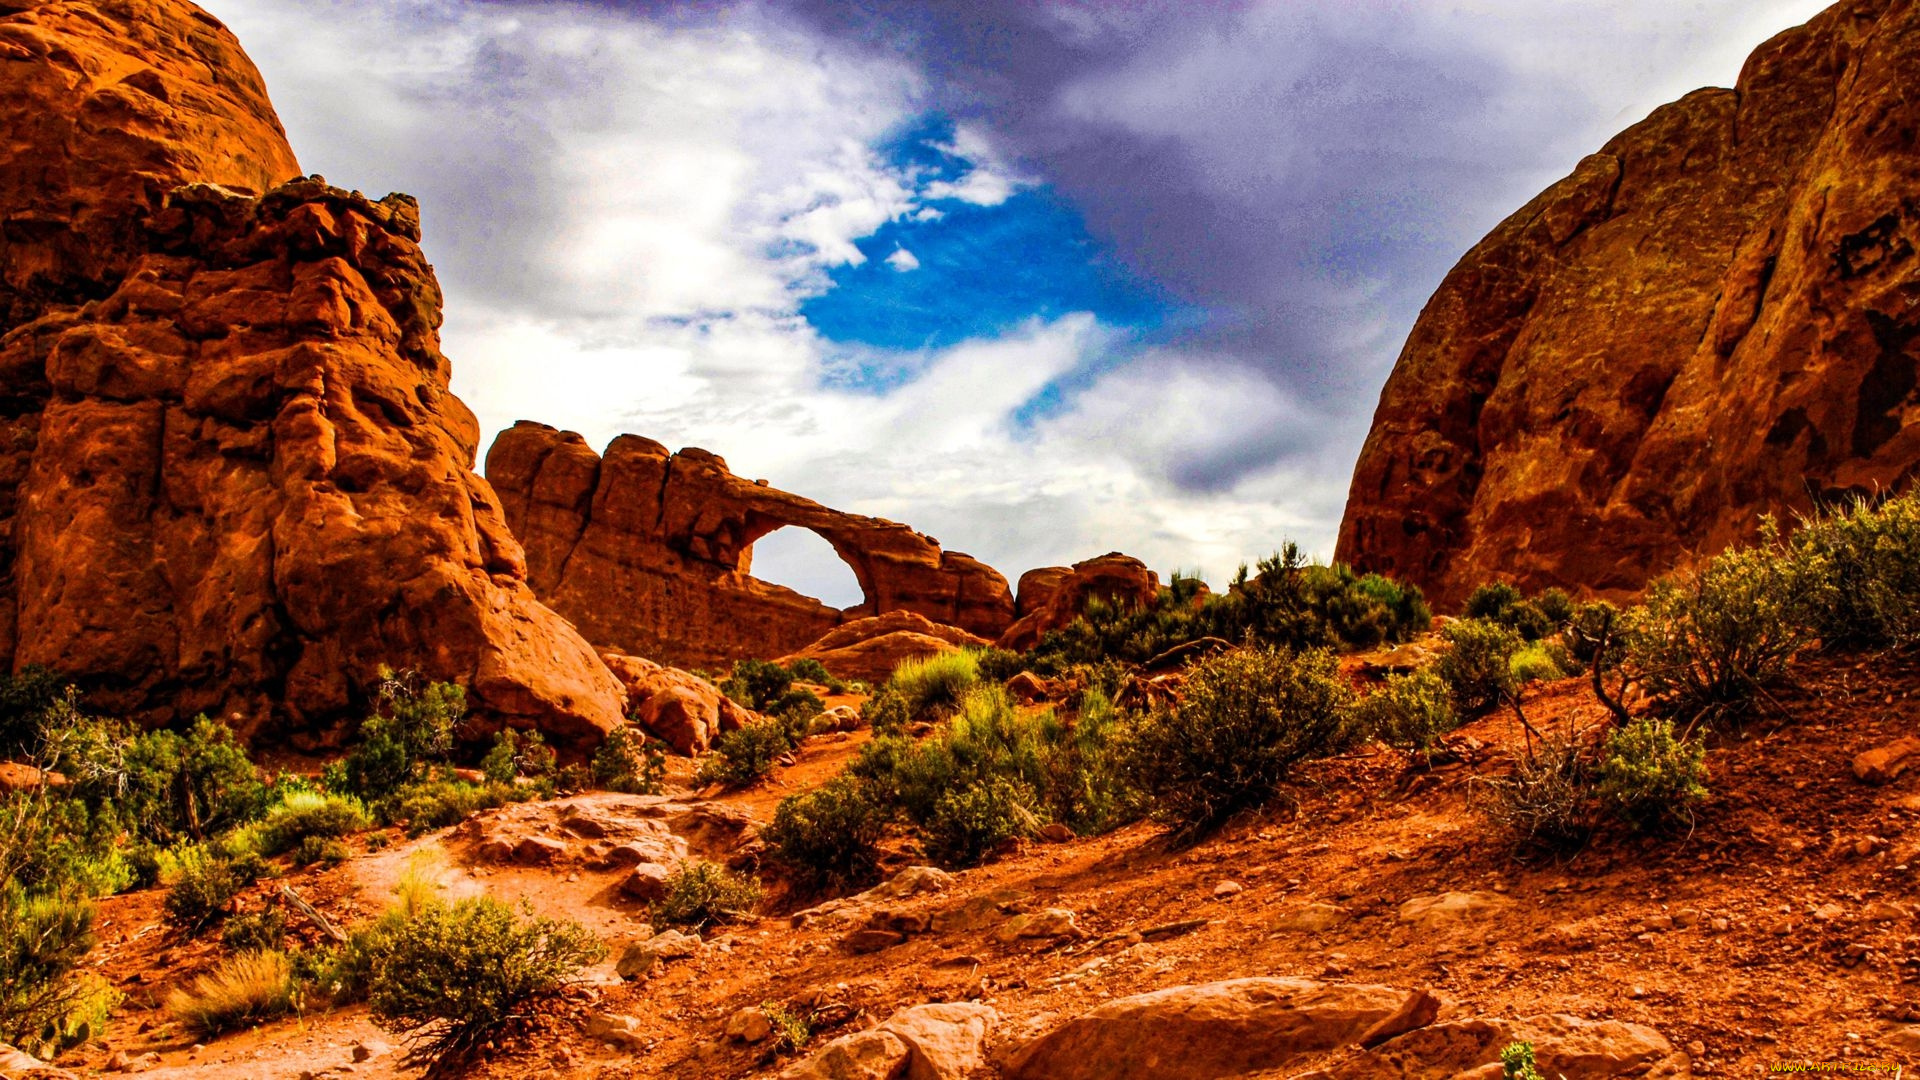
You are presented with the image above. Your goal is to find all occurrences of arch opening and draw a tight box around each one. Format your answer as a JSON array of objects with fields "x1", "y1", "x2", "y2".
[{"x1": 745, "y1": 525, "x2": 868, "y2": 610}]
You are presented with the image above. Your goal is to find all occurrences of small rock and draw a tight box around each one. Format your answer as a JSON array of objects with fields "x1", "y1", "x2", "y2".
[
  {"x1": 350, "y1": 1040, "x2": 389, "y2": 1062},
  {"x1": 1644, "y1": 914, "x2": 1674, "y2": 932},
  {"x1": 726, "y1": 1006, "x2": 773, "y2": 1044},
  {"x1": 1213, "y1": 881, "x2": 1244, "y2": 898},
  {"x1": 1038, "y1": 823, "x2": 1074, "y2": 843},
  {"x1": 993, "y1": 908, "x2": 1083, "y2": 943},
  {"x1": 1272, "y1": 902, "x2": 1350, "y2": 933},
  {"x1": 586, "y1": 1012, "x2": 647, "y2": 1050},
  {"x1": 1813, "y1": 902, "x2": 1846, "y2": 922},
  {"x1": 1854, "y1": 737, "x2": 1920, "y2": 785},
  {"x1": 616, "y1": 929, "x2": 701, "y2": 978},
  {"x1": 1864, "y1": 900, "x2": 1910, "y2": 922},
  {"x1": 513, "y1": 834, "x2": 569, "y2": 864},
  {"x1": 844, "y1": 928, "x2": 908, "y2": 955},
  {"x1": 1671, "y1": 908, "x2": 1699, "y2": 928},
  {"x1": 621, "y1": 863, "x2": 672, "y2": 901},
  {"x1": 476, "y1": 836, "x2": 514, "y2": 862},
  {"x1": 1709, "y1": 917, "x2": 1731, "y2": 933}
]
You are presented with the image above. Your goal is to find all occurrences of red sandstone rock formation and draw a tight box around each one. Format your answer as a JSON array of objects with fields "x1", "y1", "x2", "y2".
[
  {"x1": 487, "y1": 422, "x2": 1016, "y2": 669},
  {"x1": 600, "y1": 653, "x2": 754, "y2": 756},
  {"x1": 780, "y1": 611, "x2": 990, "y2": 684},
  {"x1": 0, "y1": 0, "x2": 624, "y2": 745},
  {"x1": 1337, "y1": 0, "x2": 1920, "y2": 608},
  {"x1": 997, "y1": 553, "x2": 1160, "y2": 652}
]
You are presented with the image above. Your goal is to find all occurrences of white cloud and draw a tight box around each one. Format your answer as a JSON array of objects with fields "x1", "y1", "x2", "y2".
[{"x1": 884, "y1": 247, "x2": 921, "y2": 272}]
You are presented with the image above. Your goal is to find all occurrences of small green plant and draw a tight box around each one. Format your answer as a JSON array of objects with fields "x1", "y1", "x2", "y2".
[
  {"x1": 1501, "y1": 1041, "x2": 1545, "y2": 1080},
  {"x1": 342, "y1": 670, "x2": 464, "y2": 801},
  {"x1": 923, "y1": 775, "x2": 1039, "y2": 867},
  {"x1": 650, "y1": 862, "x2": 761, "y2": 929},
  {"x1": 165, "y1": 846, "x2": 264, "y2": 934},
  {"x1": 1508, "y1": 643, "x2": 1567, "y2": 685},
  {"x1": 1436, "y1": 619, "x2": 1523, "y2": 716},
  {"x1": 696, "y1": 721, "x2": 791, "y2": 789},
  {"x1": 365, "y1": 895, "x2": 605, "y2": 1070},
  {"x1": 1789, "y1": 490, "x2": 1920, "y2": 649},
  {"x1": 221, "y1": 907, "x2": 287, "y2": 953},
  {"x1": 0, "y1": 887, "x2": 102, "y2": 1056},
  {"x1": 118, "y1": 716, "x2": 267, "y2": 846},
  {"x1": 290, "y1": 836, "x2": 350, "y2": 867},
  {"x1": 1127, "y1": 646, "x2": 1358, "y2": 839},
  {"x1": 859, "y1": 690, "x2": 911, "y2": 736},
  {"x1": 783, "y1": 658, "x2": 846, "y2": 693},
  {"x1": 721, "y1": 659, "x2": 794, "y2": 712},
  {"x1": 167, "y1": 950, "x2": 296, "y2": 1037},
  {"x1": 886, "y1": 651, "x2": 980, "y2": 724},
  {"x1": 762, "y1": 777, "x2": 886, "y2": 894},
  {"x1": 969, "y1": 647, "x2": 1028, "y2": 684},
  {"x1": 592, "y1": 727, "x2": 666, "y2": 795},
  {"x1": 762, "y1": 1001, "x2": 812, "y2": 1055},
  {"x1": 1359, "y1": 668, "x2": 1458, "y2": 757},
  {"x1": 392, "y1": 780, "x2": 523, "y2": 837},
  {"x1": 1597, "y1": 717, "x2": 1708, "y2": 832},
  {"x1": 1463, "y1": 582, "x2": 1553, "y2": 641}
]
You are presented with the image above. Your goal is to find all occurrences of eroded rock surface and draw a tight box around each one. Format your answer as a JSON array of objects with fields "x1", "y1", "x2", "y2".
[
  {"x1": 0, "y1": 0, "x2": 623, "y2": 745},
  {"x1": 486, "y1": 422, "x2": 1015, "y2": 668},
  {"x1": 781, "y1": 611, "x2": 989, "y2": 683},
  {"x1": 997, "y1": 553, "x2": 1159, "y2": 652},
  {"x1": 1338, "y1": 0, "x2": 1920, "y2": 607}
]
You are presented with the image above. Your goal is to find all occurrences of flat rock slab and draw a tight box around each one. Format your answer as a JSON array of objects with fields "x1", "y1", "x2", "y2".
[
  {"x1": 1397, "y1": 891, "x2": 1512, "y2": 931},
  {"x1": 1319, "y1": 1012, "x2": 1689, "y2": 1079}
]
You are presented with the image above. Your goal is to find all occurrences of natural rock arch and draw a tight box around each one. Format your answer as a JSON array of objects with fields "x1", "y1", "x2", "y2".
[
  {"x1": 737, "y1": 520, "x2": 872, "y2": 612},
  {"x1": 487, "y1": 422, "x2": 1017, "y2": 668}
]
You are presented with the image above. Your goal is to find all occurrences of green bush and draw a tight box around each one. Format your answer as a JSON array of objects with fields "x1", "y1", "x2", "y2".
[
  {"x1": 1597, "y1": 717, "x2": 1708, "y2": 832},
  {"x1": 1789, "y1": 491, "x2": 1920, "y2": 649},
  {"x1": 762, "y1": 1001, "x2": 812, "y2": 1055},
  {"x1": 860, "y1": 690, "x2": 911, "y2": 736},
  {"x1": 255, "y1": 791, "x2": 370, "y2": 857},
  {"x1": 1502, "y1": 1041, "x2": 1546, "y2": 1080},
  {"x1": 923, "y1": 775, "x2": 1039, "y2": 867},
  {"x1": 1033, "y1": 689, "x2": 1140, "y2": 834},
  {"x1": 695, "y1": 721, "x2": 792, "y2": 789},
  {"x1": 721, "y1": 659, "x2": 793, "y2": 712},
  {"x1": 366, "y1": 895, "x2": 604, "y2": 1069},
  {"x1": 651, "y1": 862, "x2": 762, "y2": 929},
  {"x1": 291, "y1": 836, "x2": 350, "y2": 867},
  {"x1": 1508, "y1": 643, "x2": 1567, "y2": 685},
  {"x1": 165, "y1": 846, "x2": 264, "y2": 934},
  {"x1": 1436, "y1": 619, "x2": 1523, "y2": 716},
  {"x1": 1535, "y1": 588, "x2": 1575, "y2": 626},
  {"x1": 886, "y1": 651, "x2": 979, "y2": 723},
  {"x1": 592, "y1": 727, "x2": 666, "y2": 796},
  {"x1": 118, "y1": 716, "x2": 266, "y2": 846},
  {"x1": 768, "y1": 687, "x2": 825, "y2": 728},
  {"x1": 342, "y1": 671, "x2": 464, "y2": 801},
  {"x1": 762, "y1": 777, "x2": 886, "y2": 894},
  {"x1": 970, "y1": 647, "x2": 1028, "y2": 684},
  {"x1": 0, "y1": 887, "x2": 102, "y2": 1057},
  {"x1": 1463, "y1": 582, "x2": 1553, "y2": 641},
  {"x1": 1565, "y1": 600, "x2": 1624, "y2": 669},
  {"x1": 1475, "y1": 741, "x2": 1593, "y2": 852},
  {"x1": 1128, "y1": 646, "x2": 1357, "y2": 838},
  {"x1": 1624, "y1": 530, "x2": 1813, "y2": 725},
  {"x1": 479, "y1": 728, "x2": 556, "y2": 787},
  {"x1": 0, "y1": 668, "x2": 69, "y2": 759},
  {"x1": 393, "y1": 780, "x2": 523, "y2": 837},
  {"x1": 221, "y1": 907, "x2": 287, "y2": 953},
  {"x1": 1359, "y1": 668, "x2": 1458, "y2": 756}
]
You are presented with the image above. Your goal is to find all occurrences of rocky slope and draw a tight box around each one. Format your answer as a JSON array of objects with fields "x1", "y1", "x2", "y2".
[
  {"x1": 487, "y1": 421, "x2": 1016, "y2": 670},
  {"x1": 0, "y1": 0, "x2": 624, "y2": 744},
  {"x1": 1337, "y1": 0, "x2": 1920, "y2": 607}
]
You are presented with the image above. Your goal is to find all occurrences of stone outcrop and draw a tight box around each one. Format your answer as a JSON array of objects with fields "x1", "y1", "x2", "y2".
[
  {"x1": 780, "y1": 611, "x2": 989, "y2": 683},
  {"x1": 1324, "y1": 1012, "x2": 1690, "y2": 1079},
  {"x1": 1338, "y1": 0, "x2": 1920, "y2": 607},
  {"x1": 599, "y1": 652, "x2": 755, "y2": 755},
  {"x1": 779, "y1": 1003, "x2": 995, "y2": 1080},
  {"x1": 0, "y1": 0, "x2": 624, "y2": 745},
  {"x1": 998, "y1": 553, "x2": 1160, "y2": 652},
  {"x1": 487, "y1": 422, "x2": 1015, "y2": 668}
]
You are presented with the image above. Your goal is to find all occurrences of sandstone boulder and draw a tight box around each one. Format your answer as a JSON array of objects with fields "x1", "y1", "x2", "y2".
[
  {"x1": 1003, "y1": 978, "x2": 1424, "y2": 1080},
  {"x1": 0, "y1": 2, "x2": 625, "y2": 747},
  {"x1": 1338, "y1": 0, "x2": 1920, "y2": 606},
  {"x1": 1323, "y1": 1012, "x2": 1690, "y2": 1079},
  {"x1": 487, "y1": 423, "x2": 1015, "y2": 668},
  {"x1": 781, "y1": 611, "x2": 988, "y2": 684},
  {"x1": 601, "y1": 652, "x2": 754, "y2": 755},
  {"x1": 998, "y1": 553, "x2": 1160, "y2": 652},
  {"x1": 1854, "y1": 736, "x2": 1920, "y2": 785},
  {"x1": 779, "y1": 1003, "x2": 995, "y2": 1080},
  {"x1": 1397, "y1": 891, "x2": 1513, "y2": 932}
]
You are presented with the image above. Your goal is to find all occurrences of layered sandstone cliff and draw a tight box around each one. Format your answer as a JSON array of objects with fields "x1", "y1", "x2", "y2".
[
  {"x1": 487, "y1": 422, "x2": 1017, "y2": 669},
  {"x1": 0, "y1": 0, "x2": 624, "y2": 744},
  {"x1": 1337, "y1": 0, "x2": 1920, "y2": 607}
]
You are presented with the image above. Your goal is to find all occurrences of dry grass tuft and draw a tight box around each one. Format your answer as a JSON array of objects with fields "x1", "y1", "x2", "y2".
[{"x1": 165, "y1": 950, "x2": 296, "y2": 1036}]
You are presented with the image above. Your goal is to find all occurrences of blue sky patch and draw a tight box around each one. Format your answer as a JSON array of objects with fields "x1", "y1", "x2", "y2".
[{"x1": 800, "y1": 114, "x2": 1179, "y2": 391}]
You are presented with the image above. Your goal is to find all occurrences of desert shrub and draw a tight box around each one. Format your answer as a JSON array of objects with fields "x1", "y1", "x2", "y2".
[
  {"x1": 1128, "y1": 646, "x2": 1358, "y2": 838},
  {"x1": 1033, "y1": 689, "x2": 1141, "y2": 834},
  {"x1": 886, "y1": 651, "x2": 979, "y2": 723},
  {"x1": 592, "y1": 727, "x2": 666, "y2": 795},
  {"x1": 1436, "y1": 619, "x2": 1523, "y2": 716},
  {"x1": 1206, "y1": 550, "x2": 1431, "y2": 654},
  {"x1": 117, "y1": 717, "x2": 266, "y2": 846},
  {"x1": 696, "y1": 721, "x2": 791, "y2": 789},
  {"x1": 165, "y1": 845, "x2": 264, "y2": 934},
  {"x1": 970, "y1": 647, "x2": 1028, "y2": 684},
  {"x1": 762, "y1": 777, "x2": 886, "y2": 894},
  {"x1": 1502, "y1": 1041, "x2": 1546, "y2": 1080},
  {"x1": 783, "y1": 658, "x2": 847, "y2": 694},
  {"x1": 393, "y1": 780, "x2": 523, "y2": 837},
  {"x1": 923, "y1": 775, "x2": 1040, "y2": 867},
  {"x1": 221, "y1": 907, "x2": 287, "y2": 953},
  {"x1": 0, "y1": 667, "x2": 69, "y2": 759},
  {"x1": 0, "y1": 793, "x2": 130, "y2": 899},
  {"x1": 1624, "y1": 530, "x2": 1813, "y2": 725},
  {"x1": 291, "y1": 836, "x2": 350, "y2": 867},
  {"x1": 341, "y1": 671, "x2": 464, "y2": 801},
  {"x1": 365, "y1": 895, "x2": 604, "y2": 1069},
  {"x1": 651, "y1": 862, "x2": 761, "y2": 929},
  {"x1": 1597, "y1": 717, "x2": 1708, "y2": 832},
  {"x1": 1508, "y1": 643, "x2": 1567, "y2": 685},
  {"x1": 1534, "y1": 588, "x2": 1575, "y2": 626},
  {"x1": 768, "y1": 687, "x2": 825, "y2": 731},
  {"x1": 762, "y1": 1001, "x2": 812, "y2": 1055},
  {"x1": 1475, "y1": 740, "x2": 1593, "y2": 853},
  {"x1": 721, "y1": 659, "x2": 793, "y2": 712},
  {"x1": 860, "y1": 689, "x2": 911, "y2": 737},
  {"x1": 0, "y1": 887, "x2": 102, "y2": 1056},
  {"x1": 1565, "y1": 600, "x2": 1624, "y2": 669},
  {"x1": 168, "y1": 950, "x2": 296, "y2": 1036},
  {"x1": 254, "y1": 791, "x2": 370, "y2": 857},
  {"x1": 1463, "y1": 581, "x2": 1553, "y2": 641},
  {"x1": 1359, "y1": 668, "x2": 1458, "y2": 756},
  {"x1": 479, "y1": 728, "x2": 556, "y2": 787},
  {"x1": 1789, "y1": 491, "x2": 1920, "y2": 649}
]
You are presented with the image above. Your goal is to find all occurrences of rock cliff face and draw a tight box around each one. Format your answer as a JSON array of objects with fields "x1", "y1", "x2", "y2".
[
  {"x1": 487, "y1": 422, "x2": 1017, "y2": 669},
  {"x1": 998, "y1": 554, "x2": 1160, "y2": 652},
  {"x1": 0, "y1": 0, "x2": 624, "y2": 745},
  {"x1": 1337, "y1": 0, "x2": 1920, "y2": 607}
]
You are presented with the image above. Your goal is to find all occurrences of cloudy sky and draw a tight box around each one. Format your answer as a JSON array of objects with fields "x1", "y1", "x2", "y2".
[{"x1": 214, "y1": 0, "x2": 1829, "y2": 607}]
